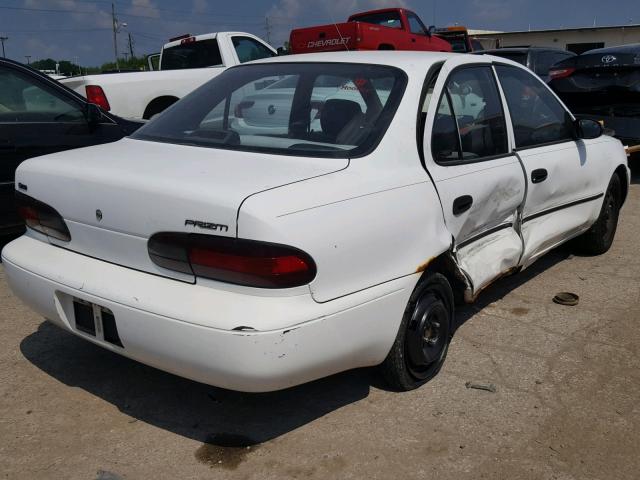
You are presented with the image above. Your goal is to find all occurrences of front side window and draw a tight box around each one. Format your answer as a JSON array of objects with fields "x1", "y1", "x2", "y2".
[
  {"x1": 495, "y1": 65, "x2": 573, "y2": 148},
  {"x1": 132, "y1": 63, "x2": 407, "y2": 158},
  {"x1": 161, "y1": 39, "x2": 223, "y2": 70},
  {"x1": 407, "y1": 14, "x2": 427, "y2": 35},
  {"x1": 232, "y1": 37, "x2": 276, "y2": 63},
  {"x1": 0, "y1": 67, "x2": 84, "y2": 123},
  {"x1": 431, "y1": 66, "x2": 508, "y2": 163}
]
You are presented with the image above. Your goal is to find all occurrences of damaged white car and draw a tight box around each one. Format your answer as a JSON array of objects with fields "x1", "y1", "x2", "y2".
[{"x1": 2, "y1": 52, "x2": 629, "y2": 392}]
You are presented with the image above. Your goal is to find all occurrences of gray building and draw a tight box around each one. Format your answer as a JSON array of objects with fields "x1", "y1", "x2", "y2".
[{"x1": 469, "y1": 24, "x2": 640, "y2": 54}]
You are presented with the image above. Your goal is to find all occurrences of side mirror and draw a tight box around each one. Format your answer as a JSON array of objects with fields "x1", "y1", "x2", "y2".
[
  {"x1": 427, "y1": 25, "x2": 436, "y2": 36},
  {"x1": 85, "y1": 103, "x2": 102, "y2": 128},
  {"x1": 576, "y1": 118, "x2": 603, "y2": 140}
]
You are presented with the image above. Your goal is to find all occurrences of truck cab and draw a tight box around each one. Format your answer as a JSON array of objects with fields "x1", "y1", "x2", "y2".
[{"x1": 290, "y1": 8, "x2": 452, "y2": 54}]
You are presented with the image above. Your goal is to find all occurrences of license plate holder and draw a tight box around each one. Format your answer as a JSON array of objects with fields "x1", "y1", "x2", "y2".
[{"x1": 72, "y1": 299, "x2": 123, "y2": 348}]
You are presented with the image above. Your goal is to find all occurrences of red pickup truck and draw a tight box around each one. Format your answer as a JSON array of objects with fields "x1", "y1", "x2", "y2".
[{"x1": 289, "y1": 8, "x2": 452, "y2": 54}]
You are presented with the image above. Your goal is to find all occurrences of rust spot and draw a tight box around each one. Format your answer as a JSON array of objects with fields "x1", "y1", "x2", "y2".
[
  {"x1": 415, "y1": 258, "x2": 434, "y2": 273},
  {"x1": 511, "y1": 307, "x2": 529, "y2": 316}
]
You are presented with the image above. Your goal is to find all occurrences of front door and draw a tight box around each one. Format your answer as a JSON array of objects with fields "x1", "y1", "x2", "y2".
[
  {"x1": 423, "y1": 61, "x2": 526, "y2": 297},
  {"x1": 494, "y1": 64, "x2": 606, "y2": 266},
  {"x1": 0, "y1": 63, "x2": 125, "y2": 231}
]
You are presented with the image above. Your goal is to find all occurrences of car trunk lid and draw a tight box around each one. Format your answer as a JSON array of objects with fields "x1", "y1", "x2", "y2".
[{"x1": 16, "y1": 137, "x2": 347, "y2": 281}]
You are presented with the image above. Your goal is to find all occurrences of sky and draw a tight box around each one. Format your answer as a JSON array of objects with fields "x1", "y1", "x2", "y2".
[{"x1": 0, "y1": 0, "x2": 637, "y2": 66}]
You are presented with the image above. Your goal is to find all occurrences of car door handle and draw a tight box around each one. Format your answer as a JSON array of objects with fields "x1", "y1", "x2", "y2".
[
  {"x1": 453, "y1": 195, "x2": 473, "y2": 215},
  {"x1": 531, "y1": 168, "x2": 548, "y2": 184}
]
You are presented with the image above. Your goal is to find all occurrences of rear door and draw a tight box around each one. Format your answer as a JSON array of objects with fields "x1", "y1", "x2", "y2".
[
  {"x1": 423, "y1": 61, "x2": 526, "y2": 297},
  {"x1": 494, "y1": 64, "x2": 605, "y2": 266}
]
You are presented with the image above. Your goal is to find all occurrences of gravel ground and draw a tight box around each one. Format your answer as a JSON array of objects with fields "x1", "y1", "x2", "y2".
[{"x1": 0, "y1": 167, "x2": 638, "y2": 480}]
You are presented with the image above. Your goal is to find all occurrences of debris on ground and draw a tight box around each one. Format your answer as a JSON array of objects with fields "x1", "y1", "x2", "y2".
[
  {"x1": 465, "y1": 382, "x2": 497, "y2": 393},
  {"x1": 553, "y1": 292, "x2": 580, "y2": 306}
]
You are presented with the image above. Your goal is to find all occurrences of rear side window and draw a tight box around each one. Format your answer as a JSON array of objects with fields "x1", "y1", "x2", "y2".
[
  {"x1": 161, "y1": 39, "x2": 223, "y2": 70},
  {"x1": 495, "y1": 65, "x2": 573, "y2": 148},
  {"x1": 431, "y1": 66, "x2": 508, "y2": 163},
  {"x1": 232, "y1": 37, "x2": 276, "y2": 63}
]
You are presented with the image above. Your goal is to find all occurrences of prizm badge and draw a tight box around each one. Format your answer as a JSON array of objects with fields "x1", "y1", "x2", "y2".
[{"x1": 184, "y1": 219, "x2": 229, "y2": 232}]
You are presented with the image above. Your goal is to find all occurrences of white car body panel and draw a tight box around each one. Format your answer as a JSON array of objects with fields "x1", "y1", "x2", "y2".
[
  {"x1": 60, "y1": 32, "x2": 275, "y2": 120},
  {"x1": 3, "y1": 51, "x2": 630, "y2": 391},
  {"x1": 2, "y1": 235, "x2": 416, "y2": 392}
]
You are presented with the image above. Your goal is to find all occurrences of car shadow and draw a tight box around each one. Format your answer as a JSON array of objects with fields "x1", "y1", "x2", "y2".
[
  {"x1": 454, "y1": 247, "x2": 570, "y2": 327},
  {"x1": 20, "y1": 321, "x2": 379, "y2": 447},
  {"x1": 18, "y1": 247, "x2": 572, "y2": 452},
  {"x1": 630, "y1": 158, "x2": 640, "y2": 184},
  {"x1": 0, "y1": 232, "x2": 23, "y2": 262}
]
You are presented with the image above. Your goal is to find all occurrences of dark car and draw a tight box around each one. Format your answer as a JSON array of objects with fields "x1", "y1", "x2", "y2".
[
  {"x1": 548, "y1": 43, "x2": 640, "y2": 148},
  {"x1": 478, "y1": 47, "x2": 576, "y2": 82},
  {"x1": 0, "y1": 58, "x2": 141, "y2": 236}
]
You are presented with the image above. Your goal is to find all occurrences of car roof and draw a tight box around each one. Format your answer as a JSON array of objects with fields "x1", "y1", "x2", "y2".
[
  {"x1": 251, "y1": 51, "x2": 461, "y2": 72},
  {"x1": 584, "y1": 43, "x2": 640, "y2": 54},
  {"x1": 481, "y1": 47, "x2": 573, "y2": 54}
]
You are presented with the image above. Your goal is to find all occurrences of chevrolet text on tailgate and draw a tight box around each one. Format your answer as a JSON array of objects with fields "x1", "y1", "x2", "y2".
[
  {"x1": 290, "y1": 8, "x2": 452, "y2": 54},
  {"x1": 3, "y1": 52, "x2": 629, "y2": 392}
]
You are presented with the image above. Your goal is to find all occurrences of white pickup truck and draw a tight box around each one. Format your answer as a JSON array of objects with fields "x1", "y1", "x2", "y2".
[{"x1": 61, "y1": 32, "x2": 276, "y2": 120}]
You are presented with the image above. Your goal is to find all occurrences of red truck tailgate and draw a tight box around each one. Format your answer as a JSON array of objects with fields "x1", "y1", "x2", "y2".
[{"x1": 290, "y1": 23, "x2": 358, "y2": 54}]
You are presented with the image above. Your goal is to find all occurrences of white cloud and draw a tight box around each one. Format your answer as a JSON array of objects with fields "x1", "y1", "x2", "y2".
[{"x1": 126, "y1": 0, "x2": 160, "y2": 19}]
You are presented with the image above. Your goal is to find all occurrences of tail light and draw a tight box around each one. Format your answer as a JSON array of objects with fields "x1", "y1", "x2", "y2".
[
  {"x1": 85, "y1": 85, "x2": 110, "y2": 111},
  {"x1": 549, "y1": 67, "x2": 576, "y2": 80},
  {"x1": 16, "y1": 192, "x2": 71, "y2": 242},
  {"x1": 148, "y1": 233, "x2": 317, "y2": 288}
]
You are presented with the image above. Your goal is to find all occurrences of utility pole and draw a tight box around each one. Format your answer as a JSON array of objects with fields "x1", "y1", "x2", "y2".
[
  {"x1": 128, "y1": 32, "x2": 134, "y2": 58},
  {"x1": 0, "y1": 36, "x2": 8, "y2": 58},
  {"x1": 122, "y1": 51, "x2": 129, "y2": 61},
  {"x1": 111, "y1": 3, "x2": 120, "y2": 71},
  {"x1": 265, "y1": 16, "x2": 271, "y2": 45},
  {"x1": 24, "y1": 55, "x2": 31, "y2": 65}
]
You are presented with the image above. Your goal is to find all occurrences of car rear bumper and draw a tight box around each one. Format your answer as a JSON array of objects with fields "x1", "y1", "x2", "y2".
[{"x1": 2, "y1": 235, "x2": 415, "y2": 392}]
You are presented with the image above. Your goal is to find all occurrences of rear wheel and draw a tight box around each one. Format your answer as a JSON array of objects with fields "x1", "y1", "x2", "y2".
[
  {"x1": 573, "y1": 174, "x2": 621, "y2": 255},
  {"x1": 380, "y1": 273, "x2": 454, "y2": 391}
]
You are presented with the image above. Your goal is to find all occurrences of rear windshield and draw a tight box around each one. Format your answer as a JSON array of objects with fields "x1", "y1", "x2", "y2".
[
  {"x1": 132, "y1": 63, "x2": 407, "y2": 158},
  {"x1": 161, "y1": 39, "x2": 223, "y2": 70},
  {"x1": 350, "y1": 11, "x2": 402, "y2": 29}
]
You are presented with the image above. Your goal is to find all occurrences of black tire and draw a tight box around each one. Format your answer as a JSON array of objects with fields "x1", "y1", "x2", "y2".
[
  {"x1": 573, "y1": 174, "x2": 622, "y2": 255},
  {"x1": 380, "y1": 273, "x2": 454, "y2": 391}
]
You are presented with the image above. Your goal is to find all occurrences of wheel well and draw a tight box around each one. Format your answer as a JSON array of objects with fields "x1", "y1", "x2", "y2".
[
  {"x1": 420, "y1": 252, "x2": 469, "y2": 306},
  {"x1": 614, "y1": 165, "x2": 629, "y2": 206},
  {"x1": 143, "y1": 96, "x2": 179, "y2": 120},
  {"x1": 378, "y1": 44, "x2": 395, "y2": 50}
]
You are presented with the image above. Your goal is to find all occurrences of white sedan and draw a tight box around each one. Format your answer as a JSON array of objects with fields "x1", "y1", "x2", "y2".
[{"x1": 2, "y1": 52, "x2": 629, "y2": 392}]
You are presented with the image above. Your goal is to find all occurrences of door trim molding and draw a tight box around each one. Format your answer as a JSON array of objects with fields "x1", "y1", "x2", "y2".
[
  {"x1": 457, "y1": 222, "x2": 514, "y2": 250},
  {"x1": 522, "y1": 192, "x2": 604, "y2": 224}
]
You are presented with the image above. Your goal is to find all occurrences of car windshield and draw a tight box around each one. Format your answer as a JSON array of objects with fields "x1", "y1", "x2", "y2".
[{"x1": 132, "y1": 62, "x2": 407, "y2": 158}]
